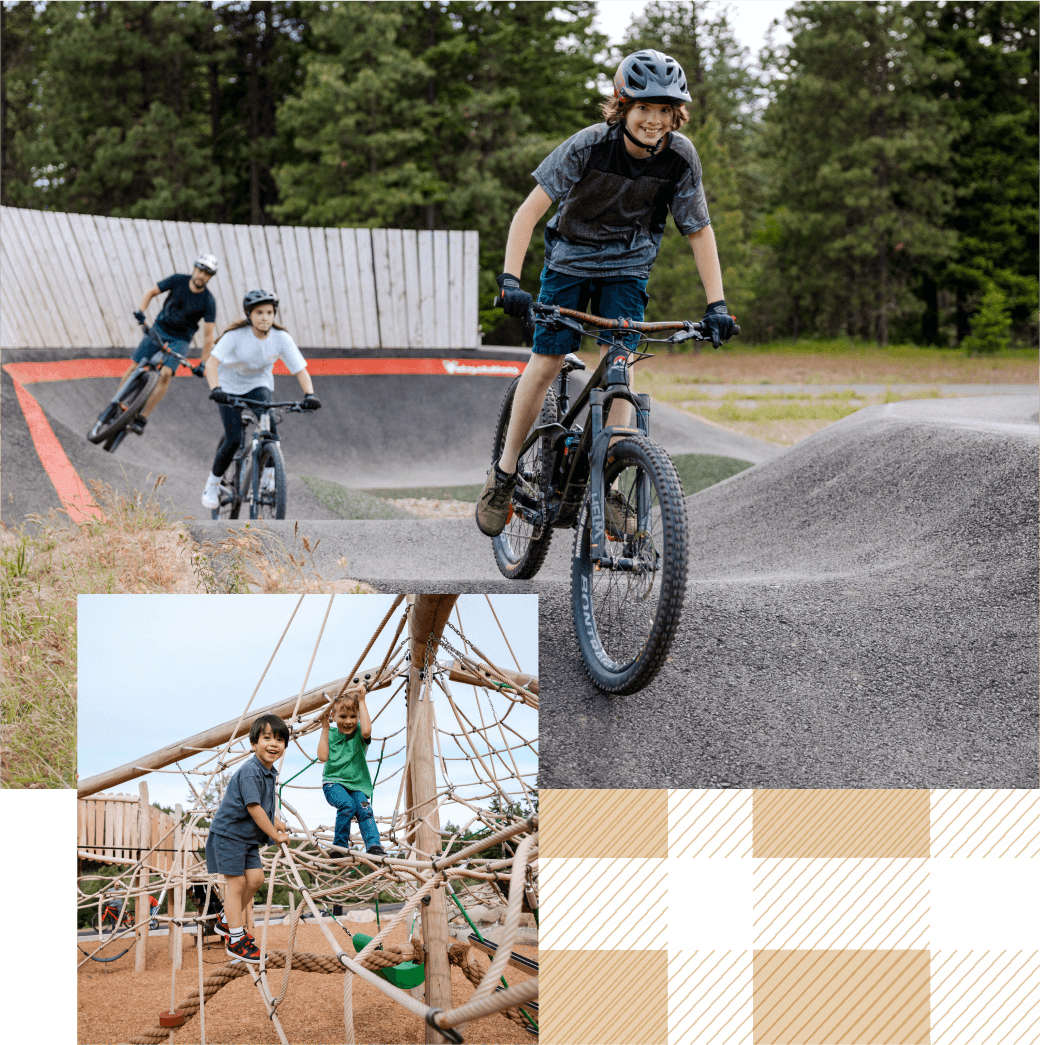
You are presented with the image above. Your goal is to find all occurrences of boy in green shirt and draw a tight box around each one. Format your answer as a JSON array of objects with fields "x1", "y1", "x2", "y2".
[{"x1": 318, "y1": 686, "x2": 386, "y2": 856}]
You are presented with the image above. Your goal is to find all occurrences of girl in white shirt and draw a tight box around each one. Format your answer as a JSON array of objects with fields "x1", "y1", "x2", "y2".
[{"x1": 201, "y1": 289, "x2": 320, "y2": 509}]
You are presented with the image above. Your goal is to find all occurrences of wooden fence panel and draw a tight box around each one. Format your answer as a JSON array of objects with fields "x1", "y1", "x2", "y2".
[
  {"x1": 325, "y1": 227, "x2": 355, "y2": 350},
  {"x1": 387, "y1": 229, "x2": 410, "y2": 347},
  {"x1": 433, "y1": 231, "x2": 450, "y2": 351},
  {"x1": 340, "y1": 229, "x2": 367, "y2": 348},
  {"x1": 463, "y1": 230, "x2": 480, "y2": 348},
  {"x1": 11, "y1": 208, "x2": 69, "y2": 347},
  {"x1": 248, "y1": 225, "x2": 278, "y2": 301},
  {"x1": 38, "y1": 210, "x2": 103, "y2": 346},
  {"x1": 200, "y1": 222, "x2": 236, "y2": 342},
  {"x1": 0, "y1": 246, "x2": 39, "y2": 348},
  {"x1": 264, "y1": 226, "x2": 296, "y2": 341},
  {"x1": 1, "y1": 208, "x2": 477, "y2": 349},
  {"x1": 294, "y1": 225, "x2": 324, "y2": 347},
  {"x1": 370, "y1": 228, "x2": 395, "y2": 348}
]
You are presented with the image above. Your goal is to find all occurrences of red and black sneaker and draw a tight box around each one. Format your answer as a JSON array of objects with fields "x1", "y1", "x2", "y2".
[
  {"x1": 213, "y1": 912, "x2": 230, "y2": 939},
  {"x1": 226, "y1": 934, "x2": 263, "y2": 964}
]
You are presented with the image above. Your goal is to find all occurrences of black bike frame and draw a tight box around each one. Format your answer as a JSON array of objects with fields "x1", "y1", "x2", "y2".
[
  {"x1": 222, "y1": 396, "x2": 301, "y2": 515},
  {"x1": 513, "y1": 334, "x2": 652, "y2": 567}
]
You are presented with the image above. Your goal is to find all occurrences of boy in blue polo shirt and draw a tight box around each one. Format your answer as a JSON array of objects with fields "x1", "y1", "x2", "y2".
[{"x1": 205, "y1": 713, "x2": 290, "y2": 963}]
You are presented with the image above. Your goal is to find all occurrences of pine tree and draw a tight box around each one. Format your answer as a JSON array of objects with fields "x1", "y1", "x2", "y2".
[
  {"x1": 961, "y1": 282, "x2": 1012, "y2": 355},
  {"x1": 919, "y1": 2, "x2": 1039, "y2": 345},
  {"x1": 757, "y1": 1, "x2": 958, "y2": 344}
]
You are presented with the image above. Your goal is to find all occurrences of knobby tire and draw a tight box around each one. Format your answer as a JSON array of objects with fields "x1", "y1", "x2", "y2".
[
  {"x1": 87, "y1": 369, "x2": 159, "y2": 443},
  {"x1": 245, "y1": 441, "x2": 287, "y2": 520},
  {"x1": 571, "y1": 436, "x2": 688, "y2": 694}
]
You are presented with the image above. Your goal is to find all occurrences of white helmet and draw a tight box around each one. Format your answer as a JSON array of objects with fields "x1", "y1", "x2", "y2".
[{"x1": 193, "y1": 253, "x2": 219, "y2": 275}]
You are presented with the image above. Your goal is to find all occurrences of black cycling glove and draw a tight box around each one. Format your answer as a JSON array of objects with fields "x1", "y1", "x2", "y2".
[
  {"x1": 302, "y1": 393, "x2": 322, "y2": 411},
  {"x1": 134, "y1": 310, "x2": 146, "y2": 325},
  {"x1": 701, "y1": 300, "x2": 736, "y2": 348},
  {"x1": 496, "y1": 273, "x2": 533, "y2": 320},
  {"x1": 191, "y1": 365, "x2": 206, "y2": 378},
  {"x1": 209, "y1": 386, "x2": 231, "y2": 404}
]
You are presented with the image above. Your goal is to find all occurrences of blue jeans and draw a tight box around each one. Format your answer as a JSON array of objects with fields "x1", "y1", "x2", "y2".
[
  {"x1": 323, "y1": 783, "x2": 380, "y2": 850},
  {"x1": 133, "y1": 325, "x2": 192, "y2": 372},
  {"x1": 532, "y1": 267, "x2": 649, "y2": 355}
]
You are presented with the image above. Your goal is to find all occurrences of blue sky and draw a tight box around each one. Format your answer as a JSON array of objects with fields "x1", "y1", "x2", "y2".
[{"x1": 78, "y1": 593, "x2": 538, "y2": 838}]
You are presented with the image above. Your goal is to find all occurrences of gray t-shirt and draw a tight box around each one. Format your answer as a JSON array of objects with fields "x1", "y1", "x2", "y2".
[
  {"x1": 211, "y1": 325, "x2": 308, "y2": 395},
  {"x1": 533, "y1": 122, "x2": 711, "y2": 279},
  {"x1": 208, "y1": 754, "x2": 277, "y2": 845}
]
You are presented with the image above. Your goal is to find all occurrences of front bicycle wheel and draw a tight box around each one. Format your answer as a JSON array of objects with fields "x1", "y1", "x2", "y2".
[
  {"x1": 490, "y1": 377, "x2": 557, "y2": 580},
  {"x1": 87, "y1": 370, "x2": 159, "y2": 443},
  {"x1": 243, "y1": 441, "x2": 287, "y2": 520},
  {"x1": 571, "y1": 436, "x2": 688, "y2": 694}
]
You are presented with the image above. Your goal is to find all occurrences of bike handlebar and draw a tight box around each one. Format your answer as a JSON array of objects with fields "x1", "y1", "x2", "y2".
[
  {"x1": 224, "y1": 396, "x2": 305, "y2": 412},
  {"x1": 137, "y1": 318, "x2": 204, "y2": 374},
  {"x1": 492, "y1": 296, "x2": 739, "y2": 338}
]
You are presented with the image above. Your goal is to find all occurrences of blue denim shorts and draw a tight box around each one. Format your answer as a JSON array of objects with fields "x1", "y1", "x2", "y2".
[
  {"x1": 532, "y1": 268, "x2": 649, "y2": 356},
  {"x1": 205, "y1": 831, "x2": 262, "y2": 877},
  {"x1": 133, "y1": 327, "x2": 192, "y2": 371}
]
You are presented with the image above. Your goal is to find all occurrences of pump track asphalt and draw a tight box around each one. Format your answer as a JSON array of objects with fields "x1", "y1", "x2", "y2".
[{"x1": 4, "y1": 345, "x2": 1037, "y2": 789}]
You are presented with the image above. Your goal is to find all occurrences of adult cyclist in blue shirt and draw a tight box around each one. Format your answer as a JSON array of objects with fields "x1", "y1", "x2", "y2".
[
  {"x1": 476, "y1": 50, "x2": 736, "y2": 537},
  {"x1": 120, "y1": 253, "x2": 219, "y2": 435}
]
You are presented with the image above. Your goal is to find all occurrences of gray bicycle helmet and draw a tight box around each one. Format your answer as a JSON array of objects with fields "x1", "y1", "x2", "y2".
[
  {"x1": 193, "y1": 252, "x2": 219, "y2": 275},
  {"x1": 614, "y1": 49, "x2": 691, "y2": 105},
  {"x1": 243, "y1": 288, "x2": 279, "y2": 316}
]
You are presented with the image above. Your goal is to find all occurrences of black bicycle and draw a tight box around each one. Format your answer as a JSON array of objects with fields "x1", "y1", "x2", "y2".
[
  {"x1": 87, "y1": 319, "x2": 204, "y2": 452},
  {"x1": 490, "y1": 301, "x2": 737, "y2": 694},
  {"x1": 212, "y1": 395, "x2": 308, "y2": 520}
]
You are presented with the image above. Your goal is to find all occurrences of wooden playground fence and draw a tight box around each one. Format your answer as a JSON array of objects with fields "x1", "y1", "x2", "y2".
[
  {"x1": 78, "y1": 792, "x2": 207, "y2": 873},
  {"x1": 0, "y1": 206, "x2": 480, "y2": 351}
]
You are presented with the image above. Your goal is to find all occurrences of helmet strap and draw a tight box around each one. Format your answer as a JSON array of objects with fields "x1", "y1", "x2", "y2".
[{"x1": 621, "y1": 122, "x2": 666, "y2": 156}]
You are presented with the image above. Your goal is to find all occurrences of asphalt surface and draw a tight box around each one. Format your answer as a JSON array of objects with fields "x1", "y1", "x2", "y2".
[{"x1": 6, "y1": 348, "x2": 1037, "y2": 788}]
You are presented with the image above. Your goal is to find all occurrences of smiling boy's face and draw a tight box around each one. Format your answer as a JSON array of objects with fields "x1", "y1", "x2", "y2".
[
  {"x1": 333, "y1": 701, "x2": 359, "y2": 735},
  {"x1": 624, "y1": 101, "x2": 674, "y2": 147},
  {"x1": 252, "y1": 724, "x2": 286, "y2": 767}
]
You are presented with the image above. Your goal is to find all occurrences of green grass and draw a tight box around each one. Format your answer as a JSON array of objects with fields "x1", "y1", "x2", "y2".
[
  {"x1": 363, "y1": 483, "x2": 484, "y2": 502},
  {"x1": 711, "y1": 338, "x2": 1036, "y2": 361},
  {"x1": 300, "y1": 476, "x2": 411, "y2": 520},
  {"x1": 669, "y1": 453, "x2": 754, "y2": 495}
]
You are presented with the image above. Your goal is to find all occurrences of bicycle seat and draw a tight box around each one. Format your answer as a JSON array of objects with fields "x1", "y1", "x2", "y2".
[{"x1": 561, "y1": 353, "x2": 586, "y2": 373}]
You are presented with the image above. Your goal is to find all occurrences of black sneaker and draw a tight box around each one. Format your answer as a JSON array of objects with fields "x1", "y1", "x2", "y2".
[
  {"x1": 366, "y1": 845, "x2": 387, "y2": 856},
  {"x1": 213, "y1": 911, "x2": 230, "y2": 938},
  {"x1": 226, "y1": 934, "x2": 263, "y2": 964},
  {"x1": 128, "y1": 415, "x2": 148, "y2": 435}
]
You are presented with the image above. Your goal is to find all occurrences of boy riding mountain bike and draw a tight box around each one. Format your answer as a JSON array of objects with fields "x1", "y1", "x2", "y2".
[
  {"x1": 476, "y1": 48, "x2": 736, "y2": 537},
  {"x1": 118, "y1": 253, "x2": 219, "y2": 435}
]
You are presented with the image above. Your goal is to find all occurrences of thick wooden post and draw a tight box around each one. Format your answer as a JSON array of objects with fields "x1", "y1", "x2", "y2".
[
  {"x1": 408, "y1": 594, "x2": 458, "y2": 1044},
  {"x1": 135, "y1": 781, "x2": 150, "y2": 973}
]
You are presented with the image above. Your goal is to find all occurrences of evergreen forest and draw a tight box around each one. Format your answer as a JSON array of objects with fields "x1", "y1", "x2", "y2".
[{"x1": 2, "y1": 0, "x2": 1035, "y2": 347}]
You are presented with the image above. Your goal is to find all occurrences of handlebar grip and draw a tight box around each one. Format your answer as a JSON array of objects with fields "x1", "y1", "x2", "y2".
[
  {"x1": 733, "y1": 324, "x2": 740, "y2": 336},
  {"x1": 525, "y1": 304, "x2": 536, "y2": 331}
]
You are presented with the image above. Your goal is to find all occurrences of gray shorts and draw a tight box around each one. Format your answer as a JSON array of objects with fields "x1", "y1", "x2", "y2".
[{"x1": 206, "y1": 831, "x2": 262, "y2": 877}]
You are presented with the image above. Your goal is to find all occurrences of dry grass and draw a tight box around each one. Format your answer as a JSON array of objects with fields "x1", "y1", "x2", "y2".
[{"x1": 0, "y1": 479, "x2": 375, "y2": 789}]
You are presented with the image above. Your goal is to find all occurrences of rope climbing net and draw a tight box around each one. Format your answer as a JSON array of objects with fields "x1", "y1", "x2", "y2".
[{"x1": 76, "y1": 594, "x2": 539, "y2": 1045}]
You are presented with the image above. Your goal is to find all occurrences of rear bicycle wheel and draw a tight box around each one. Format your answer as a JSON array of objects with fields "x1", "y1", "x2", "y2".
[
  {"x1": 490, "y1": 377, "x2": 557, "y2": 580},
  {"x1": 571, "y1": 436, "x2": 688, "y2": 694},
  {"x1": 87, "y1": 370, "x2": 159, "y2": 443},
  {"x1": 244, "y1": 441, "x2": 287, "y2": 520}
]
